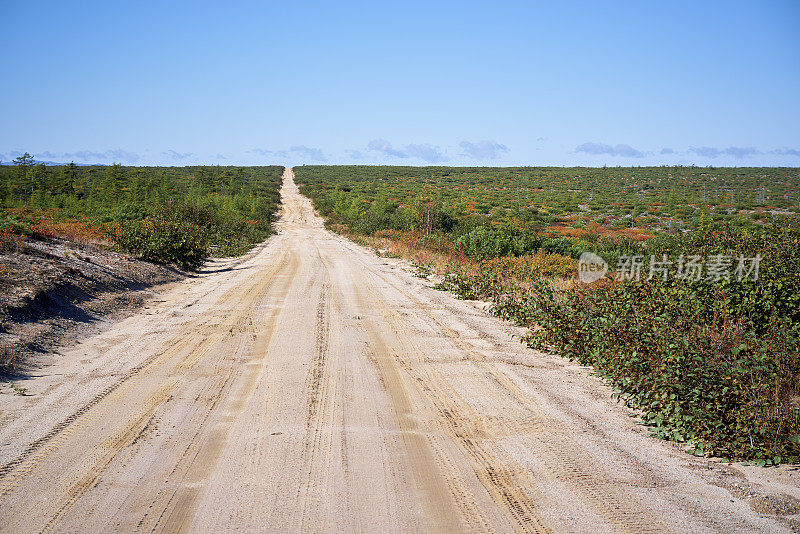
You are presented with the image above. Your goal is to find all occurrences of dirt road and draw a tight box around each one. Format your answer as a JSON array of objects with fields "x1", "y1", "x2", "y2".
[{"x1": 1, "y1": 168, "x2": 798, "y2": 533}]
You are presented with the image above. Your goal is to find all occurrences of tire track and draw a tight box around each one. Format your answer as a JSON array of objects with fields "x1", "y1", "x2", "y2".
[
  {"x1": 150, "y1": 250, "x2": 300, "y2": 534},
  {"x1": 351, "y1": 267, "x2": 550, "y2": 533},
  {"x1": 0, "y1": 247, "x2": 285, "y2": 490},
  {"x1": 0, "y1": 248, "x2": 293, "y2": 532},
  {"x1": 357, "y1": 256, "x2": 672, "y2": 532},
  {"x1": 356, "y1": 310, "x2": 470, "y2": 533},
  {"x1": 298, "y1": 276, "x2": 337, "y2": 532}
]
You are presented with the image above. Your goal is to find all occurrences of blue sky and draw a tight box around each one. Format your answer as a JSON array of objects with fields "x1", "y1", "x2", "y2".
[{"x1": 1, "y1": 1, "x2": 798, "y2": 167}]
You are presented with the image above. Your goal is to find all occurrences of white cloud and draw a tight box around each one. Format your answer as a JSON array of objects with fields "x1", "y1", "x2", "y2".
[
  {"x1": 367, "y1": 139, "x2": 448, "y2": 163},
  {"x1": 458, "y1": 140, "x2": 508, "y2": 160},
  {"x1": 575, "y1": 142, "x2": 644, "y2": 158}
]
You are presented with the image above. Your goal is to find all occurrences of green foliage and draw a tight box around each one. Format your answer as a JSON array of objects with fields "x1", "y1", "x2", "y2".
[
  {"x1": 294, "y1": 165, "x2": 800, "y2": 237},
  {"x1": 454, "y1": 226, "x2": 544, "y2": 260},
  {"x1": 540, "y1": 237, "x2": 582, "y2": 258},
  {"x1": 482, "y1": 253, "x2": 577, "y2": 279},
  {"x1": 519, "y1": 278, "x2": 799, "y2": 464},
  {"x1": 0, "y1": 213, "x2": 32, "y2": 236},
  {"x1": 437, "y1": 223, "x2": 800, "y2": 463},
  {"x1": 116, "y1": 211, "x2": 209, "y2": 271},
  {"x1": 0, "y1": 160, "x2": 284, "y2": 269}
]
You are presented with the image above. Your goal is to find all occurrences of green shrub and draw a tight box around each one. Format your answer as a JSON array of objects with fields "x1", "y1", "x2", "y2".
[
  {"x1": 455, "y1": 226, "x2": 514, "y2": 259},
  {"x1": 455, "y1": 226, "x2": 544, "y2": 260},
  {"x1": 540, "y1": 237, "x2": 582, "y2": 258},
  {"x1": 437, "y1": 222, "x2": 800, "y2": 464},
  {"x1": 116, "y1": 215, "x2": 209, "y2": 270},
  {"x1": 115, "y1": 202, "x2": 147, "y2": 221},
  {"x1": 0, "y1": 214, "x2": 31, "y2": 236},
  {"x1": 519, "y1": 279, "x2": 799, "y2": 464}
]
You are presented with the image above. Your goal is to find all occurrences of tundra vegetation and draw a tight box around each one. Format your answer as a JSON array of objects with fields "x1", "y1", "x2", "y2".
[
  {"x1": 294, "y1": 165, "x2": 800, "y2": 465},
  {"x1": 0, "y1": 154, "x2": 283, "y2": 270}
]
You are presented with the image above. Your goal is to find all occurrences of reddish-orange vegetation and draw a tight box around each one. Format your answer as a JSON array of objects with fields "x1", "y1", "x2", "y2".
[
  {"x1": 482, "y1": 253, "x2": 577, "y2": 279},
  {"x1": 548, "y1": 226, "x2": 589, "y2": 238},
  {"x1": 30, "y1": 218, "x2": 109, "y2": 243},
  {"x1": 0, "y1": 230, "x2": 24, "y2": 252},
  {"x1": 606, "y1": 227, "x2": 654, "y2": 241}
]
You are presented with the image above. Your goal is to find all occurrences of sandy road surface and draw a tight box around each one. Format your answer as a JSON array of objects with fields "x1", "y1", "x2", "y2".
[{"x1": 1, "y1": 168, "x2": 799, "y2": 533}]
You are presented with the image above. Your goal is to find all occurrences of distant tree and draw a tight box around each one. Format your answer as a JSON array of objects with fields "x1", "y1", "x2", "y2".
[
  {"x1": 129, "y1": 168, "x2": 146, "y2": 201},
  {"x1": 33, "y1": 162, "x2": 47, "y2": 190},
  {"x1": 0, "y1": 163, "x2": 7, "y2": 202},
  {"x1": 12, "y1": 152, "x2": 35, "y2": 168},
  {"x1": 13, "y1": 152, "x2": 35, "y2": 202},
  {"x1": 59, "y1": 161, "x2": 77, "y2": 195},
  {"x1": 103, "y1": 163, "x2": 125, "y2": 204}
]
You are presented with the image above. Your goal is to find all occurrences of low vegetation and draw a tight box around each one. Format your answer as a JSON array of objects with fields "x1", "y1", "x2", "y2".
[
  {"x1": 438, "y1": 224, "x2": 800, "y2": 465},
  {"x1": 0, "y1": 154, "x2": 283, "y2": 269}
]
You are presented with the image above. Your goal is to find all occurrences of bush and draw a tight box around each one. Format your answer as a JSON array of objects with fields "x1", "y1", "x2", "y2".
[
  {"x1": 437, "y1": 222, "x2": 800, "y2": 464},
  {"x1": 455, "y1": 226, "x2": 543, "y2": 260},
  {"x1": 115, "y1": 215, "x2": 209, "y2": 270},
  {"x1": 154, "y1": 200, "x2": 274, "y2": 258},
  {"x1": 0, "y1": 230, "x2": 24, "y2": 252},
  {"x1": 521, "y1": 279, "x2": 800, "y2": 464},
  {"x1": 540, "y1": 237, "x2": 582, "y2": 258},
  {"x1": 0, "y1": 214, "x2": 31, "y2": 237},
  {"x1": 482, "y1": 252, "x2": 577, "y2": 279},
  {"x1": 115, "y1": 203, "x2": 147, "y2": 221},
  {"x1": 455, "y1": 226, "x2": 512, "y2": 259}
]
